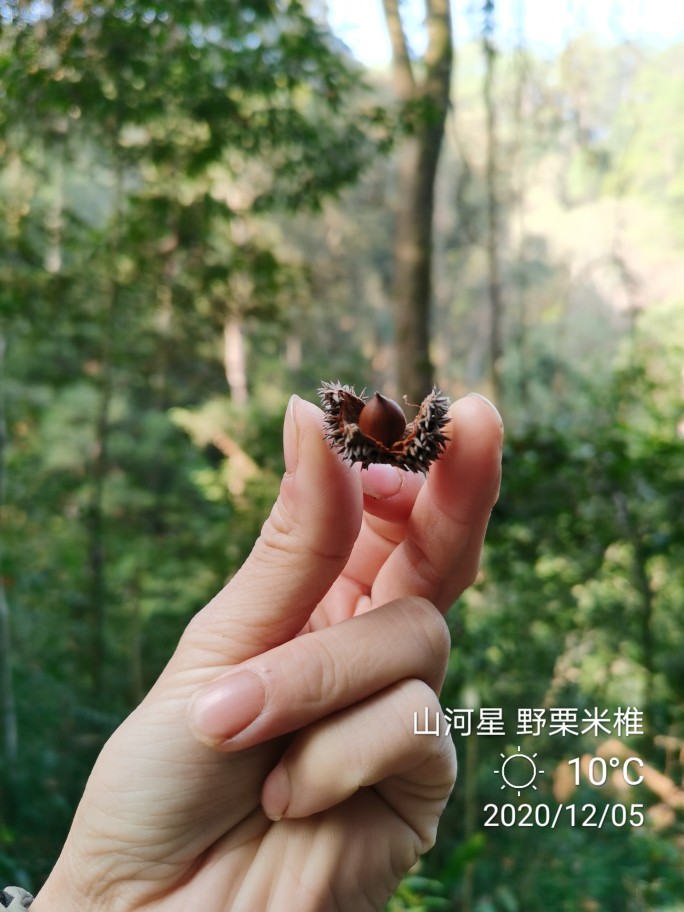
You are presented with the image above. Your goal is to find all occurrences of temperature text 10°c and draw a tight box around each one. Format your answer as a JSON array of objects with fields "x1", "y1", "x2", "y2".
[{"x1": 568, "y1": 756, "x2": 644, "y2": 787}]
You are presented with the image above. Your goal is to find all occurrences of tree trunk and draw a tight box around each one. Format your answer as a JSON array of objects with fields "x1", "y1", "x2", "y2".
[
  {"x1": 0, "y1": 336, "x2": 18, "y2": 769},
  {"x1": 223, "y1": 317, "x2": 249, "y2": 405},
  {"x1": 87, "y1": 315, "x2": 113, "y2": 697},
  {"x1": 381, "y1": 0, "x2": 453, "y2": 405},
  {"x1": 613, "y1": 490, "x2": 655, "y2": 736},
  {"x1": 483, "y1": 2, "x2": 504, "y2": 405},
  {"x1": 86, "y1": 160, "x2": 121, "y2": 696}
]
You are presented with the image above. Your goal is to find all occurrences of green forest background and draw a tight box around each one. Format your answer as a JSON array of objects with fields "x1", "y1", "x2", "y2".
[{"x1": 1, "y1": 1, "x2": 684, "y2": 909}]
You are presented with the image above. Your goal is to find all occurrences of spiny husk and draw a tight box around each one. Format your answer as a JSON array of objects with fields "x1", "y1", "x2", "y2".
[{"x1": 317, "y1": 381, "x2": 450, "y2": 472}]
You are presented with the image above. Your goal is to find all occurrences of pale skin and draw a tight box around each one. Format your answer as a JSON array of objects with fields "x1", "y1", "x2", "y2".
[{"x1": 33, "y1": 392, "x2": 503, "y2": 912}]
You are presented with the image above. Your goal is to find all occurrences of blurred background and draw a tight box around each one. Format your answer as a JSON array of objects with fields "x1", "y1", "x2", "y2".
[{"x1": 1, "y1": 1, "x2": 683, "y2": 908}]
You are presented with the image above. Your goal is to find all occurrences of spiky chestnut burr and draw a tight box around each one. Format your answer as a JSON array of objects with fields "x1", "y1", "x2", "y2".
[{"x1": 317, "y1": 381, "x2": 450, "y2": 472}]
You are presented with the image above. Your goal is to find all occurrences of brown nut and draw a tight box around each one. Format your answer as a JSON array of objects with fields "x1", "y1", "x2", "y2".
[{"x1": 358, "y1": 393, "x2": 407, "y2": 447}]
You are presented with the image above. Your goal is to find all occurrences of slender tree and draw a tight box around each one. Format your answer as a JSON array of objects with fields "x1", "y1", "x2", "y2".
[
  {"x1": 0, "y1": 336, "x2": 18, "y2": 769},
  {"x1": 0, "y1": 333, "x2": 19, "y2": 850},
  {"x1": 380, "y1": 0, "x2": 453, "y2": 404},
  {"x1": 483, "y1": 0, "x2": 504, "y2": 405}
]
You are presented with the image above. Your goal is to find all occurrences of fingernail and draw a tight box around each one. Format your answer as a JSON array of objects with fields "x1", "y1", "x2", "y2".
[
  {"x1": 467, "y1": 392, "x2": 503, "y2": 427},
  {"x1": 189, "y1": 670, "x2": 266, "y2": 743},
  {"x1": 283, "y1": 395, "x2": 301, "y2": 475},
  {"x1": 262, "y1": 764, "x2": 290, "y2": 821},
  {"x1": 361, "y1": 463, "x2": 403, "y2": 499}
]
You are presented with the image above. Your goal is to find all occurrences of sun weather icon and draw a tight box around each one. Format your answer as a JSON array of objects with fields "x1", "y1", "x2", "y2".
[{"x1": 494, "y1": 746, "x2": 544, "y2": 796}]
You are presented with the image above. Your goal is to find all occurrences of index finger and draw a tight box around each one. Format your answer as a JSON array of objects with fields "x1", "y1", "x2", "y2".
[{"x1": 369, "y1": 393, "x2": 503, "y2": 612}]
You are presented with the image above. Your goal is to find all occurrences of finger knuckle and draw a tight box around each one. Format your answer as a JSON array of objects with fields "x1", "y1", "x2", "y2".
[
  {"x1": 255, "y1": 499, "x2": 302, "y2": 564},
  {"x1": 293, "y1": 636, "x2": 346, "y2": 709},
  {"x1": 398, "y1": 597, "x2": 451, "y2": 676},
  {"x1": 397, "y1": 678, "x2": 458, "y2": 802},
  {"x1": 256, "y1": 498, "x2": 351, "y2": 568}
]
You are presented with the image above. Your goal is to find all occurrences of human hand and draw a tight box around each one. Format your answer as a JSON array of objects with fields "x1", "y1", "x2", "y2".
[{"x1": 34, "y1": 392, "x2": 503, "y2": 912}]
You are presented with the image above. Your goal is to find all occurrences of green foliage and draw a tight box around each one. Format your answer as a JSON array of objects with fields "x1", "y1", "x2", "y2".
[
  {"x1": 0, "y1": 0, "x2": 384, "y2": 888},
  {"x1": 1, "y1": 3, "x2": 684, "y2": 907},
  {"x1": 416, "y1": 331, "x2": 684, "y2": 910}
]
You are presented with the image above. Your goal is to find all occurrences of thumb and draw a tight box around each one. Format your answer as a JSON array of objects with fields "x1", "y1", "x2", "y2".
[{"x1": 176, "y1": 395, "x2": 363, "y2": 670}]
